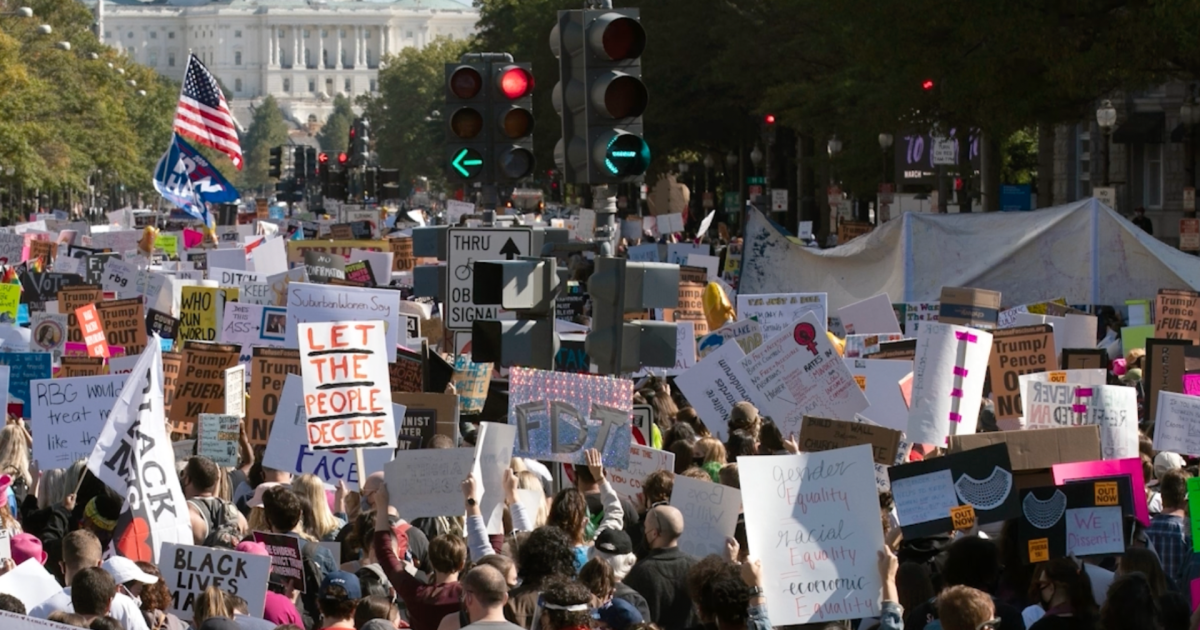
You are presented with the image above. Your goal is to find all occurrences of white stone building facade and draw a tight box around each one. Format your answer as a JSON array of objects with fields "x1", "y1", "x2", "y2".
[{"x1": 91, "y1": 0, "x2": 478, "y2": 124}]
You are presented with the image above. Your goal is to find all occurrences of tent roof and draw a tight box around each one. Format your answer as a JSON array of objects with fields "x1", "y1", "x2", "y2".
[{"x1": 738, "y1": 199, "x2": 1200, "y2": 310}]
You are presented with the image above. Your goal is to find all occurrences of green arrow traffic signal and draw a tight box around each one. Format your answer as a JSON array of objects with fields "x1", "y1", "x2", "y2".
[{"x1": 452, "y1": 148, "x2": 484, "y2": 178}]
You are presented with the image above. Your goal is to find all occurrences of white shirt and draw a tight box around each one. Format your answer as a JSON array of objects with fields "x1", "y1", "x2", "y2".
[{"x1": 30, "y1": 588, "x2": 150, "y2": 630}]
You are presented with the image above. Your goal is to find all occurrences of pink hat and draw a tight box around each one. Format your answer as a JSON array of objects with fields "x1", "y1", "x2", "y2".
[
  {"x1": 11, "y1": 533, "x2": 46, "y2": 565},
  {"x1": 236, "y1": 541, "x2": 269, "y2": 557}
]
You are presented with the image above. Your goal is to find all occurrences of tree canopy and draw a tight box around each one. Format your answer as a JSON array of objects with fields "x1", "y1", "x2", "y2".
[
  {"x1": 317, "y1": 94, "x2": 355, "y2": 153},
  {"x1": 240, "y1": 96, "x2": 291, "y2": 191}
]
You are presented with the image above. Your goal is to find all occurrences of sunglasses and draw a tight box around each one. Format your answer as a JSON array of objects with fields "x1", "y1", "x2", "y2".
[{"x1": 976, "y1": 619, "x2": 1001, "y2": 630}]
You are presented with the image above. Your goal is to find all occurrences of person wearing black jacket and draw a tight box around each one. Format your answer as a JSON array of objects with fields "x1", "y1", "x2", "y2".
[
  {"x1": 905, "y1": 536, "x2": 1026, "y2": 630},
  {"x1": 622, "y1": 505, "x2": 696, "y2": 630}
]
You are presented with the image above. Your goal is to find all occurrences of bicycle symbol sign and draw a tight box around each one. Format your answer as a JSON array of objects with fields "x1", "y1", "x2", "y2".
[{"x1": 445, "y1": 227, "x2": 532, "y2": 331}]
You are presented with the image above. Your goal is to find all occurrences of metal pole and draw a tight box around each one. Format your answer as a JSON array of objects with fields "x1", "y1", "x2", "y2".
[
  {"x1": 1103, "y1": 130, "x2": 1111, "y2": 187},
  {"x1": 593, "y1": 184, "x2": 617, "y2": 257}
]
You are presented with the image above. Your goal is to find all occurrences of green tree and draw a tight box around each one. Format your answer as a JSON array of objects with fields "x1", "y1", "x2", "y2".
[
  {"x1": 317, "y1": 94, "x2": 355, "y2": 153},
  {"x1": 240, "y1": 95, "x2": 291, "y2": 191},
  {"x1": 359, "y1": 36, "x2": 470, "y2": 194}
]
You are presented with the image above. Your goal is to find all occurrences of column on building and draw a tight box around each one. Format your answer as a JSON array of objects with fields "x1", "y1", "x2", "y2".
[
  {"x1": 356, "y1": 25, "x2": 365, "y2": 66},
  {"x1": 293, "y1": 25, "x2": 300, "y2": 70},
  {"x1": 318, "y1": 26, "x2": 325, "y2": 70},
  {"x1": 334, "y1": 26, "x2": 342, "y2": 69}
]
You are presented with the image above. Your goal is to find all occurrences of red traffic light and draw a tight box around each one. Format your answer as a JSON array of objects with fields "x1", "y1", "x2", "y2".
[
  {"x1": 337, "y1": 152, "x2": 348, "y2": 164},
  {"x1": 318, "y1": 152, "x2": 329, "y2": 163},
  {"x1": 497, "y1": 66, "x2": 533, "y2": 99},
  {"x1": 449, "y1": 66, "x2": 483, "y2": 99},
  {"x1": 592, "y1": 13, "x2": 646, "y2": 61},
  {"x1": 764, "y1": 114, "x2": 776, "y2": 125},
  {"x1": 922, "y1": 79, "x2": 935, "y2": 91}
]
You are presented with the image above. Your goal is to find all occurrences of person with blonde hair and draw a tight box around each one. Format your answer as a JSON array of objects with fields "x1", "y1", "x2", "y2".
[
  {"x1": 0, "y1": 423, "x2": 32, "y2": 499},
  {"x1": 191, "y1": 586, "x2": 232, "y2": 628},
  {"x1": 692, "y1": 438, "x2": 726, "y2": 482},
  {"x1": 292, "y1": 474, "x2": 346, "y2": 541}
]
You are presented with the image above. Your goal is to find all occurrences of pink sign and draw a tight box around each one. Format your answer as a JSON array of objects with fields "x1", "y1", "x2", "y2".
[
  {"x1": 1184, "y1": 373, "x2": 1200, "y2": 396},
  {"x1": 1192, "y1": 578, "x2": 1200, "y2": 612},
  {"x1": 1052, "y1": 458, "x2": 1148, "y2": 526},
  {"x1": 183, "y1": 229, "x2": 206, "y2": 249}
]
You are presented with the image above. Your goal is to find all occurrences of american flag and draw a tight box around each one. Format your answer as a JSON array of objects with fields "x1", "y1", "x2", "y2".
[{"x1": 173, "y1": 54, "x2": 243, "y2": 169}]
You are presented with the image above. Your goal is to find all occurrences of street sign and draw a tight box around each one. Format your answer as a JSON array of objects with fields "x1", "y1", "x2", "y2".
[
  {"x1": 932, "y1": 138, "x2": 956, "y2": 166},
  {"x1": 748, "y1": 185, "x2": 763, "y2": 197},
  {"x1": 746, "y1": 176, "x2": 765, "y2": 185},
  {"x1": 1093, "y1": 186, "x2": 1117, "y2": 212},
  {"x1": 771, "y1": 189, "x2": 788, "y2": 212},
  {"x1": 1181, "y1": 219, "x2": 1200, "y2": 252},
  {"x1": 446, "y1": 227, "x2": 533, "y2": 331},
  {"x1": 1185, "y1": 187, "x2": 1196, "y2": 212}
]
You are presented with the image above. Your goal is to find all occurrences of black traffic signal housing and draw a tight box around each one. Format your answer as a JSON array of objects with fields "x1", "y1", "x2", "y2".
[
  {"x1": 268, "y1": 146, "x2": 283, "y2": 179},
  {"x1": 326, "y1": 161, "x2": 348, "y2": 201},
  {"x1": 378, "y1": 169, "x2": 402, "y2": 200},
  {"x1": 305, "y1": 147, "x2": 318, "y2": 179},
  {"x1": 551, "y1": 9, "x2": 650, "y2": 185},
  {"x1": 364, "y1": 168, "x2": 378, "y2": 200},
  {"x1": 471, "y1": 257, "x2": 561, "y2": 370},
  {"x1": 318, "y1": 152, "x2": 331, "y2": 187},
  {"x1": 351, "y1": 118, "x2": 371, "y2": 168},
  {"x1": 492, "y1": 63, "x2": 535, "y2": 182},
  {"x1": 445, "y1": 61, "x2": 489, "y2": 182},
  {"x1": 293, "y1": 147, "x2": 307, "y2": 185}
]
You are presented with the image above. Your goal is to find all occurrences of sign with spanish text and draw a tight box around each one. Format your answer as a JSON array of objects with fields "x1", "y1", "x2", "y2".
[
  {"x1": 741, "y1": 446, "x2": 884, "y2": 625},
  {"x1": 1155, "y1": 289, "x2": 1200, "y2": 344},
  {"x1": 508, "y1": 367, "x2": 633, "y2": 468},
  {"x1": 298, "y1": 321, "x2": 396, "y2": 450},
  {"x1": 169, "y1": 341, "x2": 242, "y2": 437}
]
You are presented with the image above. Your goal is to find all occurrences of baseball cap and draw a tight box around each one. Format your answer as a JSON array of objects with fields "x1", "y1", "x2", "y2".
[
  {"x1": 729, "y1": 402, "x2": 759, "y2": 429},
  {"x1": 11, "y1": 533, "x2": 46, "y2": 565},
  {"x1": 248, "y1": 482, "x2": 282, "y2": 509},
  {"x1": 1155, "y1": 451, "x2": 1186, "y2": 479},
  {"x1": 594, "y1": 529, "x2": 633, "y2": 555},
  {"x1": 104, "y1": 556, "x2": 159, "y2": 585},
  {"x1": 320, "y1": 570, "x2": 362, "y2": 601}
]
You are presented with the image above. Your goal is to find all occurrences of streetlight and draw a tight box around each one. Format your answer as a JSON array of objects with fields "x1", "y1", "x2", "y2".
[
  {"x1": 0, "y1": 7, "x2": 33, "y2": 17},
  {"x1": 703, "y1": 154, "x2": 714, "y2": 212},
  {"x1": 1096, "y1": 99, "x2": 1117, "y2": 187},
  {"x1": 878, "y1": 133, "x2": 893, "y2": 181},
  {"x1": 750, "y1": 145, "x2": 763, "y2": 168},
  {"x1": 827, "y1": 135, "x2": 843, "y2": 157}
]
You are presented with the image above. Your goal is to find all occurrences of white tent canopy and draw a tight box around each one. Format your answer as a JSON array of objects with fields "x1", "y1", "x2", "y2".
[{"x1": 738, "y1": 199, "x2": 1200, "y2": 310}]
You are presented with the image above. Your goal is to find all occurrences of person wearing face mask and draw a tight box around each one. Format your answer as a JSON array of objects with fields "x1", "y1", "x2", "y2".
[{"x1": 1026, "y1": 558, "x2": 1099, "y2": 630}]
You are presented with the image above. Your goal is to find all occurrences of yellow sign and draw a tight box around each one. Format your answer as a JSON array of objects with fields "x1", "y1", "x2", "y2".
[
  {"x1": 853, "y1": 374, "x2": 867, "y2": 390},
  {"x1": 155, "y1": 234, "x2": 179, "y2": 257},
  {"x1": 950, "y1": 505, "x2": 976, "y2": 531},
  {"x1": 1095, "y1": 481, "x2": 1119, "y2": 506},
  {"x1": 1048, "y1": 371, "x2": 1067, "y2": 383},
  {"x1": 286, "y1": 240, "x2": 389, "y2": 264},
  {"x1": 0, "y1": 284, "x2": 19, "y2": 322},
  {"x1": 1028, "y1": 538, "x2": 1049, "y2": 563},
  {"x1": 180, "y1": 286, "x2": 221, "y2": 341}
]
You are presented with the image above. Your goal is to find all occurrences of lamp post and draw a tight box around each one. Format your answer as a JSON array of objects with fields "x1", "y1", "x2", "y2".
[
  {"x1": 828, "y1": 135, "x2": 845, "y2": 223},
  {"x1": 703, "y1": 153, "x2": 714, "y2": 207},
  {"x1": 678, "y1": 161, "x2": 691, "y2": 220},
  {"x1": 878, "y1": 133, "x2": 893, "y2": 183},
  {"x1": 1096, "y1": 99, "x2": 1117, "y2": 187}
]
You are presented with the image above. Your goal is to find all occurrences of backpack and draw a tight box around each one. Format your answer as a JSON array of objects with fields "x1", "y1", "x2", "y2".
[
  {"x1": 188, "y1": 497, "x2": 241, "y2": 549},
  {"x1": 299, "y1": 540, "x2": 330, "y2": 627}
]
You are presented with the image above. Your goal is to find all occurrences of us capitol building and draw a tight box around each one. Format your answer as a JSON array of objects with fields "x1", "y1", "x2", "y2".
[{"x1": 83, "y1": 0, "x2": 478, "y2": 125}]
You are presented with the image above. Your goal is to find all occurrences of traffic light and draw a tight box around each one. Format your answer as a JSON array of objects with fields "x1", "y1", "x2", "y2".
[
  {"x1": 585, "y1": 258, "x2": 679, "y2": 375},
  {"x1": 294, "y1": 147, "x2": 307, "y2": 183},
  {"x1": 378, "y1": 169, "x2": 402, "y2": 200},
  {"x1": 305, "y1": 147, "x2": 318, "y2": 179},
  {"x1": 764, "y1": 113, "x2": 777, "y2": 125},
  {"x1": 268, "y1": 146, "x2": 283, "y2": 179},
  {"x1": 551, "y1": 9, "x2": 650, "y2": 184},
  {"x1": 445, "y1": 61, "x2": 488, "y2": 182},
  {"x1": 318, "y1": 152, "x2": 331, "y2": 187},
  {"x1": 922, "y1": 79, "x2": 935, "y2": 91},
  {"x1": 350, "y1": 118, "x2": 371, "y2": 167},
  {"x1": 493, "y1": 63, "x2": 535, "y2": 182},
  {"x1": 364, "y1": 168, "x2": 378, "y2": 200},
  {"x1": 471, "y1": 257, "x2": 560, "y2": 370}
]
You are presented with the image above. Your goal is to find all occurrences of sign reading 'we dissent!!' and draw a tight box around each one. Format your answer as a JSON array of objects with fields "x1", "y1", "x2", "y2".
[{"x1": 297, "y1": 321, "x2": 396, "y2": 451}]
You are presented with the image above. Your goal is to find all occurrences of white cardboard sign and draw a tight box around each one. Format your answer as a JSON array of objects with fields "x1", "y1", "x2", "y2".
[
  {"x1": 610, "y1": 445, "x2": 675, "y2": 508},
  {"x1": 737, "y1": 292, "x2": 828, "y2": 340},
  {"x1": 674, "y1": 340, "x2": 764, "y2": 441},
  {"x1": 30, "y1": 374, "x2": 127, "y2": 469},
  {"x1": 844, "y1": 358, "x2": 913, "y2": 433},
  {"x1": 905, "y1": 322, "x2": 994, "y2": 446},
  {"x1": 671, "y1": 475, "x2": 741, "y2": 559},
  {"x1": 160, "y1": 542, "x2": 270, "y2": 619},
  {"x1": 385, "y1": 447, "x2": 477, "y2": 519},
  {"x1": 285, "y1": 283, "x2": 402, "y2": 361}
]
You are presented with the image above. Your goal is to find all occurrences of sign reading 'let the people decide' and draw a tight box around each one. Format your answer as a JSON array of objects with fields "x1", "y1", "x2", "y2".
[{"x1": 298, "y1": 320, "x2": 395, "y2": 451}]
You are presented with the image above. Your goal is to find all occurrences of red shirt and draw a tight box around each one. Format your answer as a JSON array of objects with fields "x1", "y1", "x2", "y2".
[{"x1": 373, "y1": 526, "x2": 462, "y2": 630}]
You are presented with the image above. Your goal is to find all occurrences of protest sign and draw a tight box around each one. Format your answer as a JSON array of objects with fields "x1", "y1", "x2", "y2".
[
  {"x1": 1017, "y1": 477, "x2": 1131, "y2": 563},
  {"x1": 59, "y1": 356, "x2": 104, "y2": 377},
  {"x1": 389, "y1": 346, "x2": 424, "y2": 394},
  {"x1": 161, "y1": 542, "x2": 270, "y2": 619},
  {"x1": 225, "y1": 365, "x2": 245, "y2": 418},
  {"x1": 97, "y1": 297, "x2": 148, "y2": 355},
  {"x1": 741, "y1": 446, "x2": 884, "y2": 625},
  {"x1": 29, "y1": 313, "x2": 66, "y2": 360},
  {"x1": 76, "y1": 304, "x2": 109, "y2": 358},
  {"x1": 221, "y1": 302, "x2": 288, "y2": 347},
  {"x1": 838, "y1": 294, "x2": 902, "y2": 335},
  {"x1": 671, "y1": 475, "x2": 741, "y2": 559},
  {"x1": 906, "y1": 322, "x2": 994, "y2": 446},
  {"x1": 798, "y1": 416, "x2": 901, "y2": 466},
  {"x1": 740, "y1": 312, "x2": 869, "y2": 435},
  {"x1": 390, "y1": 237, "x2": 415, "y2": 273},
  {"x1": 198, "y1": 414, "x2": 241, "y2": 467},
  {"x1": 384, "y1": 447, "x2": 477, "y2": 519},
  {"x1": 888, "y1": 443, "x2": 1017, "y2": 539},
  {"x1": 1020, "y1": 376, "x2": 1088, "y2": 430},
  {"x1": 665, "y1": 243, "x2": 709, "y2": 266},
  {"x1": 1155, "y1": 289, "x2": 1200, "y2": 344},
  {"x1": 169, "y1": 341, "x2": 242, "y2": 437},
  {"x1": 452, "y1": 354, "x2": 491, "y2": 414},
  {"x1": 247, "y1": 347, "x2": 301, "y2": 447},
  {"x1": 392, "y1": 393, "x2": 458, "y2": 450},
  {"x1": 0, "y1": 559, "x2": 64, "y2": 612},
  {"x1": 1081, "y1": 385, "x2": 1138, "y2": 460},
  {"x1": 696, "y1": 319, "x2": 763, "y2": 359},
  {"x1": 675, "y1": 340, "x2": 766, "y2": 441},
  {"x1": 843, "y1": 358, "x2": 912, "y2": 433},
  {"x1": 0, "y1": 284, "x2": 18, "y2": 322},
  {"x1": 0, "y1": 352, "x2": 51, "y2": 417},
  {"x1": 1145, "y1": 338, "x2": 1194, "y2": 428},
  {"x1": 286, "y1": 283, "x2": 402, "y2": 361},
  {"x1": 508, "y1": 367, "x2": 633, "y2": 468},
  {"x1": 30, "y1": 373, "x2": 126, "y2": 469},
  {"x1": 179, "y1": 287, "x2": 226, "y2": 341},
  {"x1": 298, "y1": 321, "x2": 395, "y2": 451},
  {"x1": 842, "y1": 333, "x2": 907, "y2": 359},
  {"x1": 252, "y1": 532, "x2": 305, "y2": 590},
  {"x1": 902, "y1": 302, "x2": 939, "y2": 335},
  {"x1": 938, "y1": 286, "x2": 1001, "y2": 329},
  {"x1": 86, "y1": 342, "x2": 191, "y2": 562},
  {"x1": 1052, "y1": 458, "x2": 1149, "y2": 526},
  {"x1": 989, "y1": 324, "x2": 1055, "y2": 427},
  {"x1": 162, "y1": 350, "x2": 181, "y2": 418},
  {"x1": 474, "y1": 422, "x2": 517, "y2": 534},
  {"x1": 609, "y1": 445, "x2": 674, "y2": 507},
  {"x1": 286, "y1": 240, "x2": 389, "y2": 264},
  {"x1": 736, "y1": 292, "x2": 827, "y2": 340},
  {"x1": 1154, "y1": 391, "x2": 1200, "y2": 455},
  {"x1": 662, "y1": 267, "x2": 709, "y2": 336},
  {"x1": 146, "y1": 309, "x2": 180, "y2": 344},
  {"x1": 630, "y1": 405, "x2": 653, "y2": 446},
  {"x1": 262, "y1": 375, "x2": 394, "y2": 485}
]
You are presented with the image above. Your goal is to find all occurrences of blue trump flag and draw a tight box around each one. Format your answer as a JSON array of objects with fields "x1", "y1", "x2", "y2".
[{"x1": 153, "y1": 133, "x2": 240, "y2": 227}]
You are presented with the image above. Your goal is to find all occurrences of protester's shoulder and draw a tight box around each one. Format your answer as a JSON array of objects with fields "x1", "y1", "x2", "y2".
[{"x1": 461, "y1": 622, "x2": 525, "y2": 630}]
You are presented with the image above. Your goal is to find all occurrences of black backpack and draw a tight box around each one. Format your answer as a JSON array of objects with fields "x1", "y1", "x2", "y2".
[{"x1": 188, "y1": 497, "x2": 241, "y2": 549}]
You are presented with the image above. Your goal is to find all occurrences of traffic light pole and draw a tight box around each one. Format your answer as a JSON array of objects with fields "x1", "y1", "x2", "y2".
[{"x1": 593, "y1": 185, "x2": 618, "y2": 257}]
